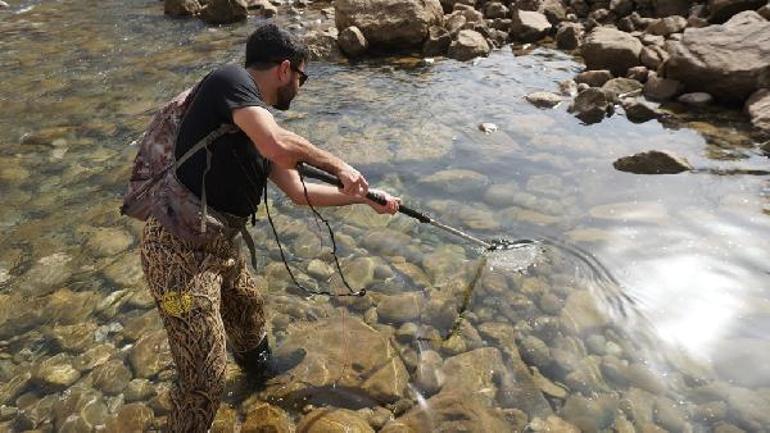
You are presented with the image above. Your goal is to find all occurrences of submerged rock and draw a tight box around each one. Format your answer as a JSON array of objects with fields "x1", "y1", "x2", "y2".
[
  {"x1": 613, "y1": 150, "x2": 693, "y2": 174},
  {"x1": 561, "y1": 290, "x2": 609, "y2": 335},
  {"x1": 335, "y1": 0, "x2": 443, "y2": 49},
  {"x1": 21, "y1": 252, "x2": 73, "y2": 297},
  {"x1": 241, "y1": 402, "x2": 294, "y2": 433},
  {"x1": 33, "y1": 354, "x2": 81, "y2": 389},
  {"x1": 419, "y1": 169, "x2": 488, "y2": 194},
  {"x1": 297, "y1": 408, "x2": 374, "y2": 433},
  {"x1": 666, "y1": 11, "x2": 770, "y2": 103},
  {"x1": 581, "y1": 27, "x2": 643, "y2": 76}
]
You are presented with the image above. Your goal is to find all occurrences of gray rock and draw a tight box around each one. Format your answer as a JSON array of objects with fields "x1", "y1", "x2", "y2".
[
  {"x1": 199, "y1": 0, "x2": 248, "y2": 23},
  {"x1": 448, "y1": 29, "x2": 490, "y2": 60},
  {"x1": 511, "y1": 9, "x2": 552, "y2": 42},
  {"x1": 647, "y1": 15, "x2": 688, "y2": 35},
  {"x1": 746, "y1": 88, "x2": 770, "y2": 133},
  {"x1": 525, "y1": 91, "x2": 563, "y2": 108},
  {"x1": 164, "y1": 0, "x2": 202, "y2": 15},
  {"x1": 708, "y1": 0, "x2": 766, "y2": 23},
  {"x1": 666, "y1": 11, "x2": 770, "y2": 103},
  {"x1": 335, "y1": 0, "x2": 443, "y2": 49},
  {"x1": 640, "y1": 33, "x2": 666, "y2": 47},
  {"x1": 556, "y1": 22, "x2": 583, "y2": 50},
  {"x1": 307, "y1": 259, "x2": 334, "y2": 280},
  {"x1": 423, "y1": 25, "x2": 451, "y2": 56},
  {"x1": 338, "y1": 26, "x2": 368, "y2": 57},
  {"x1": 582, "y1": 27, "x2": 643, "y2": 75},
  {"x1": 613, "y1": 150, "x2": 692, "y2": 173},
  {"x1": 678, "y1": 91, "x2": 713, "y2": 106},
  {"x1": 576, "y1": 70, "x2": 613, "y2": 87},
  {"x1": 644, "y1": 73, "x2": 684, "y2": 101},
  {"x1": 568, "y1": 87, "x2": 613, "y2": 124},
  {"x1": 627, "y1": 66, "x2": 650, "y2": 82},
  {"x1": 622, "y1": 98, "x2": 661, "y2": 123},
  {"x1": 559, "y1": 79, "x2": 579, "y2": 96},
  {"x1": 602, "y1": 77, "x2": 644, "y2": 97}
]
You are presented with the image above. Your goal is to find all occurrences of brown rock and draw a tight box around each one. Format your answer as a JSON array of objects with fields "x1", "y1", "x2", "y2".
[
  {"x1": 647, "y1": 15, "x2": 688, "y2": 35},
  {"x1": 298, "y1": 408, "x2": 374, "y2": 433},
  {"x1": 568, "y1": 88, "x2": 613, "y2": 124},
  {"x1": 448, "y1": 29, "x2": 491, "y2": 60},
  {"x1": 335, "y1": 0, "x2": 443, "y2": 48},
  {"x1": 338, "y1": 26, "x2": 368, "y2": 57},
  {"x1": 241, "y1": 402, "x2": 294, "y2": 433},
  {"x1": 165, "y1": 0, "x2": 202, "y2": 15},
  {"x1": 575, "y1": 70, "x2": 613, "y2": 87},
  {"x1": 510, "y1": 9, "x2": 552, "y2": 42},
  {"x1": 556, "y1": 22, "x2": 583, "y2": 50},
  {"x1": 199, "y1": 0, "x2": 248, "y2": 24},
  {"x1": 614, "y1": 150, "x2": 692, "y2": 174},
  {"x1": 745, "y1": 88, "x2": 770, "y2": 133},
  {"x1": 423, "y1": 25, "x2": 451, "y2": 56},
  {"x1": 581, "y1": 27, "x2": 643, "y2": 76}
]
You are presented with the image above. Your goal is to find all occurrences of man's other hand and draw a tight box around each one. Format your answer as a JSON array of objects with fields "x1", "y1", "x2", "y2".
[
  {"x1": 366, "y1": 189, "x2": 401, "y2": 215},
  {"x1": 337, "y1": 164, "x2": 369, "y2": 198}
]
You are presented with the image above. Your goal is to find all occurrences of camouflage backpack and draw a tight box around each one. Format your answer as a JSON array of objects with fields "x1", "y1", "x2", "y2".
[{"x1": 120, "y1": 76, "x2": 246, "y2": 246}]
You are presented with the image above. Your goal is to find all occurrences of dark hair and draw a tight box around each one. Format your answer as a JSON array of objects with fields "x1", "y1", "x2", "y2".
[{"x1": 245, "y1": 23, "x2": 309, "y2": 70}]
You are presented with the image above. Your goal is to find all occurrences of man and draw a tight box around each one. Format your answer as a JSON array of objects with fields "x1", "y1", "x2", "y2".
[{"x1": 139, "y1": 23, "x2": 400, "y2": 432}]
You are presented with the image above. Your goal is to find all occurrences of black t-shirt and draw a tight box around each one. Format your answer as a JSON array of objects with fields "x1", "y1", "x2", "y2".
[{"x1": 175, "y1": 64, "x2": 271, "y2": 217}]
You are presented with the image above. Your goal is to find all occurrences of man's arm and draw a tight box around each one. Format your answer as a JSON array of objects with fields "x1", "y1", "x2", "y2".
[{"x1": 233, "y1": 106, "x2": 369, "y2": 197}]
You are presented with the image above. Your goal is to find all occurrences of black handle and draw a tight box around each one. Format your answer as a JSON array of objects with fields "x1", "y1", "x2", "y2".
[{"x1": 296, "y1": 162, "x2": 432, "y2": 224}]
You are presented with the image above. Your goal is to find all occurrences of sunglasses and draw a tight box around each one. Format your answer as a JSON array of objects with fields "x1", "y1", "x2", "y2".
[{"x1": 292, "y1": 64, "x2": 308, "y2": 87}]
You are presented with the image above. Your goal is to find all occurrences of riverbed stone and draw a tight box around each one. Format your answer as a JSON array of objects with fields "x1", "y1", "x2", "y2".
[
  {"x1": 73, "y1": 343, "x2": 116, "y2": 372},
  {"x1": 338, "y1": 26, "x2": 368, "y2": 57},
  {"x1": 746, "y1": 88, "x2": 770, "y2": 133},
  {"x1": 448, "y1": 29, "x2": 491, "y2": 60},
  {"x1": 0, "y1": 372, "x2": 31, "y2": 405},
  {"x1": 556, "y1": 22, "x2": 583, "y2": 50},
  {"x1": 128, "y1": 330, "x2": 172, "y2": 379},
  {"x1": 199, "y1": 0, "x2": 248, "y2": 23},
  {"x1": 561, "y1": 290, "x2": 608, "y2": 335},
  {"x1": 613, "y1": 150, "x2": 693, "y2": 174},
  {"x1": 441, "y1": 347, "x2": 506, "y2": 403},
  {"x1": 419, "y1": 169, "x2": 488, "y2": 194},
  {"x1": 576, "y1": 70, "x2": 613, "y2": 87},
  {"x1": 569, "y1": 87, "x2": 613, "y2": 124},
  {"x1": 725, "y1": 386, "x2": 770, "y2": 431},
  {"x1": 124, "y1": 379, "x2": 156, "y2": 402},
  {"x1": 529, "y1": 415, "x2": 580, "y2": 433},
  {"x1": 640, "y1": 45, "x2": 668, "y2": 70},
  {"x1": 582, "y1": 27, "x2": 643, "y2": 76},
  {"x1": 377, "y1": 292, "x2": 423, "y2": 324},
  {"x1": 49, "y1": 322, "x2": 97, "y2": 353},
  {"x1": 559, "y1": 393, "x2": 618, "y2": 433},
  {"x1": 526, "y1": 91, "x2": 563, "y2": 108},
  {"x1": 335, "y1": 0, "x2": 443, "y2": 48},
  {"x1": 263, "y1": 317, "x2": 408, "y2": 405},
  {"x1": 627, "y1": 66, "x2": 649, "y2": 82},
  {"x1": 708, "y1": 0, "x2": 766, "y2": 23},
  {"x1": 241, "y1": 401, "x2": 294, "y2": 433},
  {"x1": 510, "y1": 10, "x2": 552, "y2": 42},
  {"x1": 21, "y1": 252, "x2": 73, "y2": 297},
  {"x1": 103, "y1": 403, "x2": 154, "y2": 433},
  {"x1": 33, "y1": 354, "x2": 81, "y2": 389},
  {"x1": 666, "y1": 11, "x2": 770, "y2": 103},
  {"x1": 297, "y1": 408, "x2": 373, "y2": 433},
  {"x1": 484, "y1": 2, "x2": 509, "y2": 19},
  {"x1": 518, "y1": 335, "x2": 551, "y2": 370}
]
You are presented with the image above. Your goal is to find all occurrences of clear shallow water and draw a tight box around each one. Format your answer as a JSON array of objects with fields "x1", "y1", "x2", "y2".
[{"x1": 1, "y1": 0, "x2": 770, "y2": 431}]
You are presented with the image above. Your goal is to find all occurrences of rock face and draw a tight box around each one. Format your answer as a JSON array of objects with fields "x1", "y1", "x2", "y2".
[
  {"x1": 263, "y1": 318, "x2": 409, "y2": 406},
  {"x1": 448, "y1": 29, "x2": 491, "y2": 60},
  {"x1": 335, "y1": 0, "x2": 443, "y2": 49},
  {"x1": 613, "y1": 150, "x2": 693, "y2": 174},
  {"x1": 746, "y1": 88, "x2": 770, "y2": 133},
  {"x1": 199, "y1": 0, "x2": 247, "y2": 24},
  {"x1": 708, "y1": 0, "x2": 767, "y2": 23},
  {"x1": 581, "y1": 27, "x2": 643, "y2": 76},
  {"x1": 665, "y1": 11, "x2": 770, "y2": 103},
  {"x1": 510, "y1": 10, "x2": 552, "y2": 42}
]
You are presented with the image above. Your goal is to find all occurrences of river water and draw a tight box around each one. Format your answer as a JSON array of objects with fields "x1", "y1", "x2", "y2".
[{"x1": 1, "y1": 0, "x2": 769, "y2": 431}]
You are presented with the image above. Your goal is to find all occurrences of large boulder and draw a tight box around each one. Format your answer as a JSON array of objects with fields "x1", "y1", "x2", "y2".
[
  {"x1": 581, "y1": 27, "x2": 643, "y2": 76},
  {"x1": 665, "y1": 11, "x2": 770, "y2": 103},
  {"x1": 708, "y1": 0, "x2": 767, "y2": 23},
  {"x1": 510, "y1": 10, "x2": 552, "y2": 42},
  {"x1": 746, "y1": 88, "x2": 770, "y2": 133},
  {"x1": 448, "y1": 29, "x2": 491, "y2": 60},
  {"x1": 199, "y1": 0, "x2": 247, "y2": 24},
  {"x1": 335, "y1": 0, "x2": 443, "y2": 49}
]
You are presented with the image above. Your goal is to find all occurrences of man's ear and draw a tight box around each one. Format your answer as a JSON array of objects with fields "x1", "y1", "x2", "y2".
[{"x1": 278, "y1": 59, "x2": 291, "y2": 84}]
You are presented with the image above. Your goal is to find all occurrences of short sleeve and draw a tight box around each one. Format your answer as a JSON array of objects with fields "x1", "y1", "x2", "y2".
[{"x1": 206, "y1": 65, "x2": 268, "y2": 123}]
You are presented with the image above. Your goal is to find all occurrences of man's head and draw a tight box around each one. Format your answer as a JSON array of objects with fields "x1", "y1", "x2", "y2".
[{"x1": 245, "y1": 23, "x2": 309, "y2": 111}]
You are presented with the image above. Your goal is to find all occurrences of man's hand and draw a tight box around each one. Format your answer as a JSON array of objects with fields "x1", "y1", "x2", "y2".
[
  {"x1": 337, "y1": 164, "x2": 369, "y2": 198},
  {"x1": 366, "y1": 189, "x2": 401, "y2": 215}
]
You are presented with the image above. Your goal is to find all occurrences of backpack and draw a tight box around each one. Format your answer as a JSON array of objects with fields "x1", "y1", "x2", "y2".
[{"x1": 120, "y1": 76, "x2": 246, "y2": 246}]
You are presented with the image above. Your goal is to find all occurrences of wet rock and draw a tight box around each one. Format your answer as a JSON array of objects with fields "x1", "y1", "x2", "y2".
[
  {"x1": 478, "y1": 122, "x2": 498, "y2": 134},
  {"x1": 510, "y1": 10, "x2": 552, "y2": 42},
  {"x1": 559, "y1": 79, "x2": 578, "y2": 97},
  {"x1": 644, "y1": 73, "x2": 684, "y2": 101},
  {"x1": 124, "y1": 379, "x2": 156, "y2": 402},
  {"x1": 539, "y1": 0, "x2": 567, "y2": 24},
  {"x1": 128, "y1": 330, "x2": 172, "y2": 379},
  {"x1": 33, "y1": 354, "x2": 81, "y2": 389},
  {"x1": 559, "y1": 394, "x2": 618, "y2": 433},
  {"x1": 297, "y1": 408, "x2": 374, "y2": 433},
  {"x1": 377, "y1": 292, "x2": 423, "y2": 324},
  {"x1": 91, "y1": 359, "x2": 132, "y2": 395},
  {"x1": 666, "y1": 11, "x2": 770, "y2": 103},
  {"x1": 539, "y1": 293, "x2": 563, "y2": 315},
  {"x1": 518, "y1": 335, "x2": 551, "y2": 370},
  {"x1": 21, "y1": 252, "x2": 73, "y2": 297},
  {"x1": 677, "y1": 92, "x2": 713, "y2": 106},
  {"x1": 576, "y1": 70, "x2": 613, "y2": 87},
  {"x1": 529, "y1": 415, "x2": 580, "y2": 433},
  {"x1": 419, "y1": 169, "x2": 488, "y2": 194},
  {"x1": 103, "y1": 403, "x2": 154, "y2": 433},
  {"x1": 725, "y1": 386, "x2": 770, "y2": 431},
  {"x1": 448, "y1": 29, "x2": 491, "y2": 60},
  {"x1": 357, "y1": 406, "x2": 393, "y2": 430},
  {"x1": 483, "y1": 182, "x2": 519, "y2": 207},
  {"x1": 73, "y1": 343, "x2": 116, "y2": 372},
  {"x1": 714, "y1": 423, "x2": 748, "y2": 433},
  {"x1": 568, "y1": 88, "x2": 613, "y2": 124},
  {"x1": 602, "y1": 77, "x2": 644, "y2": 98},
  {"x1": 708, "y1": 0, "x2": 766, "y2": 23},
  {"x1": 746, "y1": 88, "x2": 770, "y2": 133},
  {"x1": 422, "y1": 244, "x2": 466, "y2": 284},
  {"x1": 338, "y1": 26, "x2": 368, "y2": 57},
  {"x1": 613, "y1": 150, "x2": 693, "y2": 174},
  {"x1": 85, "y1": 227, "x2": 134, "y2": 257},
  {"x1": 622, "y1": 98, "x2": 661, "y2": 123},
  {"x1": 531, "y1": 367, "x2": 568, "y2": 399},
  {"x1": 307, "y1": 259, "x2": 334, "y2": 280},
  {"x1": 380, "y1": 391, "x2": 512, "y2": 433},
  {"x1": 122, "y1": 310, "x2": 161, "y2": 342},
  {"x1": 441, "y1": 348, "x2": 506, "y2": 403},
  {"x1": 199, "y1": 0, "x2": 248, "y2": 23},
  {"x1": 654, "y1": 396, "x2": 689, "y2": 433},
  {"x1": 264, "y1": 317, "x2": 408, "y2": 405},
  {"x1": 241, "y1": 402, "x2": 294, "y2": 433},
  {"x1": 333, "y1": 257, "x2": 375, "y2": 290},
  {"x1": 525, "y1": 91, "x2": 563, "y2": 108},
  {"x1": 624, "y1": 363, "x2": 666, "y2": 394},
  {"x1": 423, "y1": 25, "x2": 451, "y2": 56},
  {"x1": 335, "y1": 0, "x2": 443, "y2": 49},
  {"x1": 0, "y1": 372, "x2": 31, "y2": 405},
  {"x1": 102, "y1": 252, "x2": 145, "y2": 289},
  {"x1": 414, "y1": 350, "x2": 444, "y2": 395},
  {"x1": 647, "y1": 16, "x2": 688, "y2": 35},
  {"x1": 712, "y1": 337, "x2": 770, "y2": 386},
  {"x1": 561, "y1": 290, "x2": 608, "y2": 335},
  {"x1": 581, "y1": 27, "x2": 643, "y2": 76},
  {"x1": 164, "y1": 0, "x2": 202, "y2": 15},
  {"x1": 49, "y1": 322, "x2": 97, "y2": 353}
]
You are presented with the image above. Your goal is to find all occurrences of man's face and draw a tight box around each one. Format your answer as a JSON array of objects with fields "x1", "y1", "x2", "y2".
[{"x1": 274, "y1": 61, "x2": 306, "y2": 111}]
